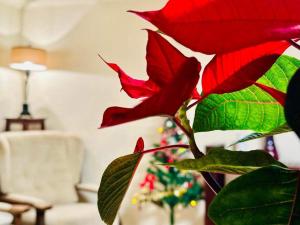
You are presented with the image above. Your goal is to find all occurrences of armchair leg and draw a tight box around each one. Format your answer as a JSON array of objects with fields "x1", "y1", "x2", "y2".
[
  {"x1": 13, "y1": 214, "x2": 22, "y2": 225},
  {"x1": 35, "y1": 209, "x2": 46, "y2": 225},
  {"x1": 8, "y1": 204, "x2": 31, "y2": 225}
]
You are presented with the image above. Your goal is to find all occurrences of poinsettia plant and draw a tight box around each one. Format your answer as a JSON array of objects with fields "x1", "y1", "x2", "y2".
[{"x1": 97, "y1": 0, "x2": 300, "y2": 224}]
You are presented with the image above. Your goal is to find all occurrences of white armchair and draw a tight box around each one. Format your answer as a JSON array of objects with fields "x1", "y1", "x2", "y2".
[{"x1": 0, "y1": 131, "x2": 100, "y2": 225}]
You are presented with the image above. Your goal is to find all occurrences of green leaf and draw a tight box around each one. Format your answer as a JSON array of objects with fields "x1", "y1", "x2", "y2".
[
  {"x1": 98, "y1": 153, "x2": 142, "y2": 225},
  {"x1": 166, "y1": 148, "x2": 285, "y2": 174},
  {"x1": 193, "y1": 55, "x2": 300, "y2": 133},
  {"x1": 209, "y1": 166, "x2": 300, "y2": 225},
  {"x1": 230, "y1": 124, "x2": 291, "y2": 146},
  {"x1": 257, "y1": 55, "x2": 300, "y2": 92}
]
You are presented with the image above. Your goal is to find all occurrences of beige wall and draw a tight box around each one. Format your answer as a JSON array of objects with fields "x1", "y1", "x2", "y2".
[
  {"x1": 0, "y1": 0, "x2": 168, "y2": 74},
  {"x1": 0, "y1": 1, "x2": 206, "y2": 224},
  {"x1": 0, "y1": 0, "x2": 300, "y2": 224}
]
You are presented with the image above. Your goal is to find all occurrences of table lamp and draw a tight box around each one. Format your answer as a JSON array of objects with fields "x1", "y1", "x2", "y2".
[{"x1": 9, "y1": 46, "x2": 47, "y2": 117}]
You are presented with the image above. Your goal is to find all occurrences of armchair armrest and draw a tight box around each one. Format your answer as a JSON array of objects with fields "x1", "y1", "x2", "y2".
[
  {"x1": 0, "y1": 202, "x2": 30, "y2": 225},
  {"x1": 0, "y1": 194, "x2": 52, "y2": 211},
  {"x1": 9, "y1": 204, "x2": 31, "y2": 215},
  {"x1": 76, "y1": 183, "x2": 98, "y2": 193},
  {"x1": 0, "y1": 202, "x2": 30, "y2": 214},
  {"x1": 0, "y1": 202, "x2": 12, "y2": 211}
]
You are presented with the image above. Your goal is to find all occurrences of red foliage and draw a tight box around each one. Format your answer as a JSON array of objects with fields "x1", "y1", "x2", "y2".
[
  {"x1": 100, "y1": 57, "x2": 200, "y2": 128},
  {"x1": 254, "y1": 83, "x2": 286, "y2": 106},
  {"x1": 129, "y1": 0, "x2": 300, "y2": 54},
  {"x1": 100, "y1": 30, "x2": 200, "y2": 100},
  {"x1": 201, "y1": 41, "x2": 290, "y2": 97},
  {"x1": 134, "y1": 137, "x2": 145, "y2": 153}
]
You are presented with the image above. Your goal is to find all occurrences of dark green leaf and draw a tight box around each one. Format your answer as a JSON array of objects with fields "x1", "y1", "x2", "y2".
[
  {"x1": 285, "y1": 69, "x2": 300, "y2": 138},
  {"x1": 193, "y1": 55, "x2": 300, "y2": 133},
  {"x1": 98, "y1": 153, "x2": 142, "y2": 225},
  {"x1": 209, "y1": 166, "x2": 300, "y2": 225},
  {"x1": 230, "y1": 124, "x2": 291, "y2": 146},
  {"x1": 166, "y1": 148, "x2": 285, "y2": 174}
]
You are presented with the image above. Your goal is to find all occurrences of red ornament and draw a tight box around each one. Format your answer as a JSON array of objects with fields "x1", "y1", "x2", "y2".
[{"x1": 140, "y1": 174, "x2": 156, "y2": 191}]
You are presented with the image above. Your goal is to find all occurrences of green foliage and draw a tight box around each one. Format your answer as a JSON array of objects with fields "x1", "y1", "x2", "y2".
[
  {"x1": 167, "y1": 148, "x2": 285, "y2": 174},
  {"x1": 193, "y1": 55, "x2": 300, "y2": 133},
  {"x1": 231, "y1": 124, "x2": 291, "y2": 146},
  {"x1": 257, "y1": 55, "x2": 300, "y2": 92},
  {"x1": 209, "y1": 166, "x2": 300, "y2": 225},
  {"x1": 98, "y1": 153, "x2": 142, "y2": 225},
  {"x1": 193, "y1": 85, "x2": 284, "y2": 132}
]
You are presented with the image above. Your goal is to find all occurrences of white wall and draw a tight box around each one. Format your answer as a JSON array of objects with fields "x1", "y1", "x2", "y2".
[
  {"x1": 1, "y1": 0, "x2": 300, "y2": 224},
  {"x1": 0, "y1": 68, "x2": 24, "y2": 123},
  {"x1": 0, "y1": 67, "x2": 207, "y2": 225}
]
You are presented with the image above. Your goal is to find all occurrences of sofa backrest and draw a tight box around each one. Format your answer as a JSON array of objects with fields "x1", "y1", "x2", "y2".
[{"x1": 0, "y1": 131, "x2": 84, "y2": 204}]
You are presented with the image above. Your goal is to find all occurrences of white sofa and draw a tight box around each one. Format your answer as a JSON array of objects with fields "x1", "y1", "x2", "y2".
[{"x1": 0, "y1": 131, "x2": 101, "y2": 225}]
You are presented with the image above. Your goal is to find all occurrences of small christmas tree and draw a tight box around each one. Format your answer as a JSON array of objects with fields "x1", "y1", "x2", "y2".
[{"x1": 132, "y1": 119, "x2": 203, "y2": 225}]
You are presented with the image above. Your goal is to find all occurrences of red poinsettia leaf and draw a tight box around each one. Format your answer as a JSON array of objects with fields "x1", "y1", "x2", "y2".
[
  {"x1": 129, "y1": 0, "x2": 300, "y2": 54},
  {"x1": 99, "y1": 55, "x2": 158, "y2": 99},
  {"x1": 99, "y1": 31, "x2": 200, "y2": 99},
  {"x1": 201, "y1": 41, "x2": 290, "y2": 96},
  {"x1": 255, "y1": 83, "x2": 286, "y2": 106},
  {"x1": 134, "y1": 137, "x2": 145, "y2": 153},
  {"x1": 146, "y1": 29, "x2": 182, "y2": 86},
  {"x1": 100, "y1": 57, "x2": 200, "y2": 128},
  {"x1": 192, "y1": 89, "x2": 201, "y2": 99},
  {"x1": 146, "y1": 30, "x2": 200, "y2": 99}
]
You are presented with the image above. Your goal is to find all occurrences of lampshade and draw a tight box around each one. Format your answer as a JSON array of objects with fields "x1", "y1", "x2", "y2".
[{"x1": 9, "y1": 46, "x2": 47, "y2": 71}]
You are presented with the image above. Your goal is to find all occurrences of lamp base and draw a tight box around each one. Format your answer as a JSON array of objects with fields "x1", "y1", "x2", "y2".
[{"x1": 20, "y1": 103, "x2": 32, "y2": 118}]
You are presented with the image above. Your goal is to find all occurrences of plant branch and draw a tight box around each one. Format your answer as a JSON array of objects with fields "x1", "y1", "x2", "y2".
[
  {"x1": 187, "y1": 99, "x2": 202, "y2": 110},
  {"x1": 141, "y1": 144, "x2": 190, "y2": 155},
  {"x1": 174, "y1": 118, "x2": 193, "y2": 139},
  {"x1": 176, "y1": 102, "x2": 222, "y2": 194},
  {"x1": 187, "y1": 95, "x2": 208, "y2": 111},
  {"x1": 188, "y1": 132, "x2": 222, "y2": 194},
  {"x1": 289, "y1": 39, "x2": 300, "y2": 51}
]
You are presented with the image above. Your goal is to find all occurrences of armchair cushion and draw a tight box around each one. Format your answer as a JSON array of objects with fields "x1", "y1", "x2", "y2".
[
  {"x1": 0, "y1": 203, "x2": 12, "y2": 211},
  {"x1": 22, "y1": 203, "x2": 102, "y2": 225},
  {"x1": 0, "y1": 212, "x2": 13, "y2": 225},
  {"x1": 76, "y1": 183, "x2": 98, "y2": 193},
  {"x1": 0, "y1": 131, "x2": 84, "y2": 204},
  {"x1": 0, "y1": 193, "x2": 52, "y2": 211}
]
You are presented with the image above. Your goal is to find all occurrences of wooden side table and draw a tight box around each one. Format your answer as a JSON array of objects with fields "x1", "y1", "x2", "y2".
[{"x1": 5, "y1": 118, "x2": 46, "y2": 131}]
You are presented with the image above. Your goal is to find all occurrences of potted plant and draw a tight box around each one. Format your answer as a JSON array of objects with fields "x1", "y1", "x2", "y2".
[{"x1": 97, "y1": 1, "x2": 300, "y2": 224}]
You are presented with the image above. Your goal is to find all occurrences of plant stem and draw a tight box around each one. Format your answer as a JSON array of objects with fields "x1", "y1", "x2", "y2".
[
  {"x1": 170, "y1": 206, "x2": 175, "y2": 225},
  {"x1": 289, "y1": 39, "x2": 300, "y2": 51},
  {"x1": 175, "y1": 102, "x2": 222, "y2": 194},
  {"x1": 174, "y1": 118, "x2": 193, "y2": 139},
  {"x1": 141, "y1": 144, "x2": 190, "y2": 155},
  {"x1": 187, "y1": 99, "x2": 202, "y2": 110},
  {"x1": 188, "y1": 130, "x2": 222, "y2": 194},
  {"x1": 187, "y1": 95, "x2": 207, "y2": 111}
]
